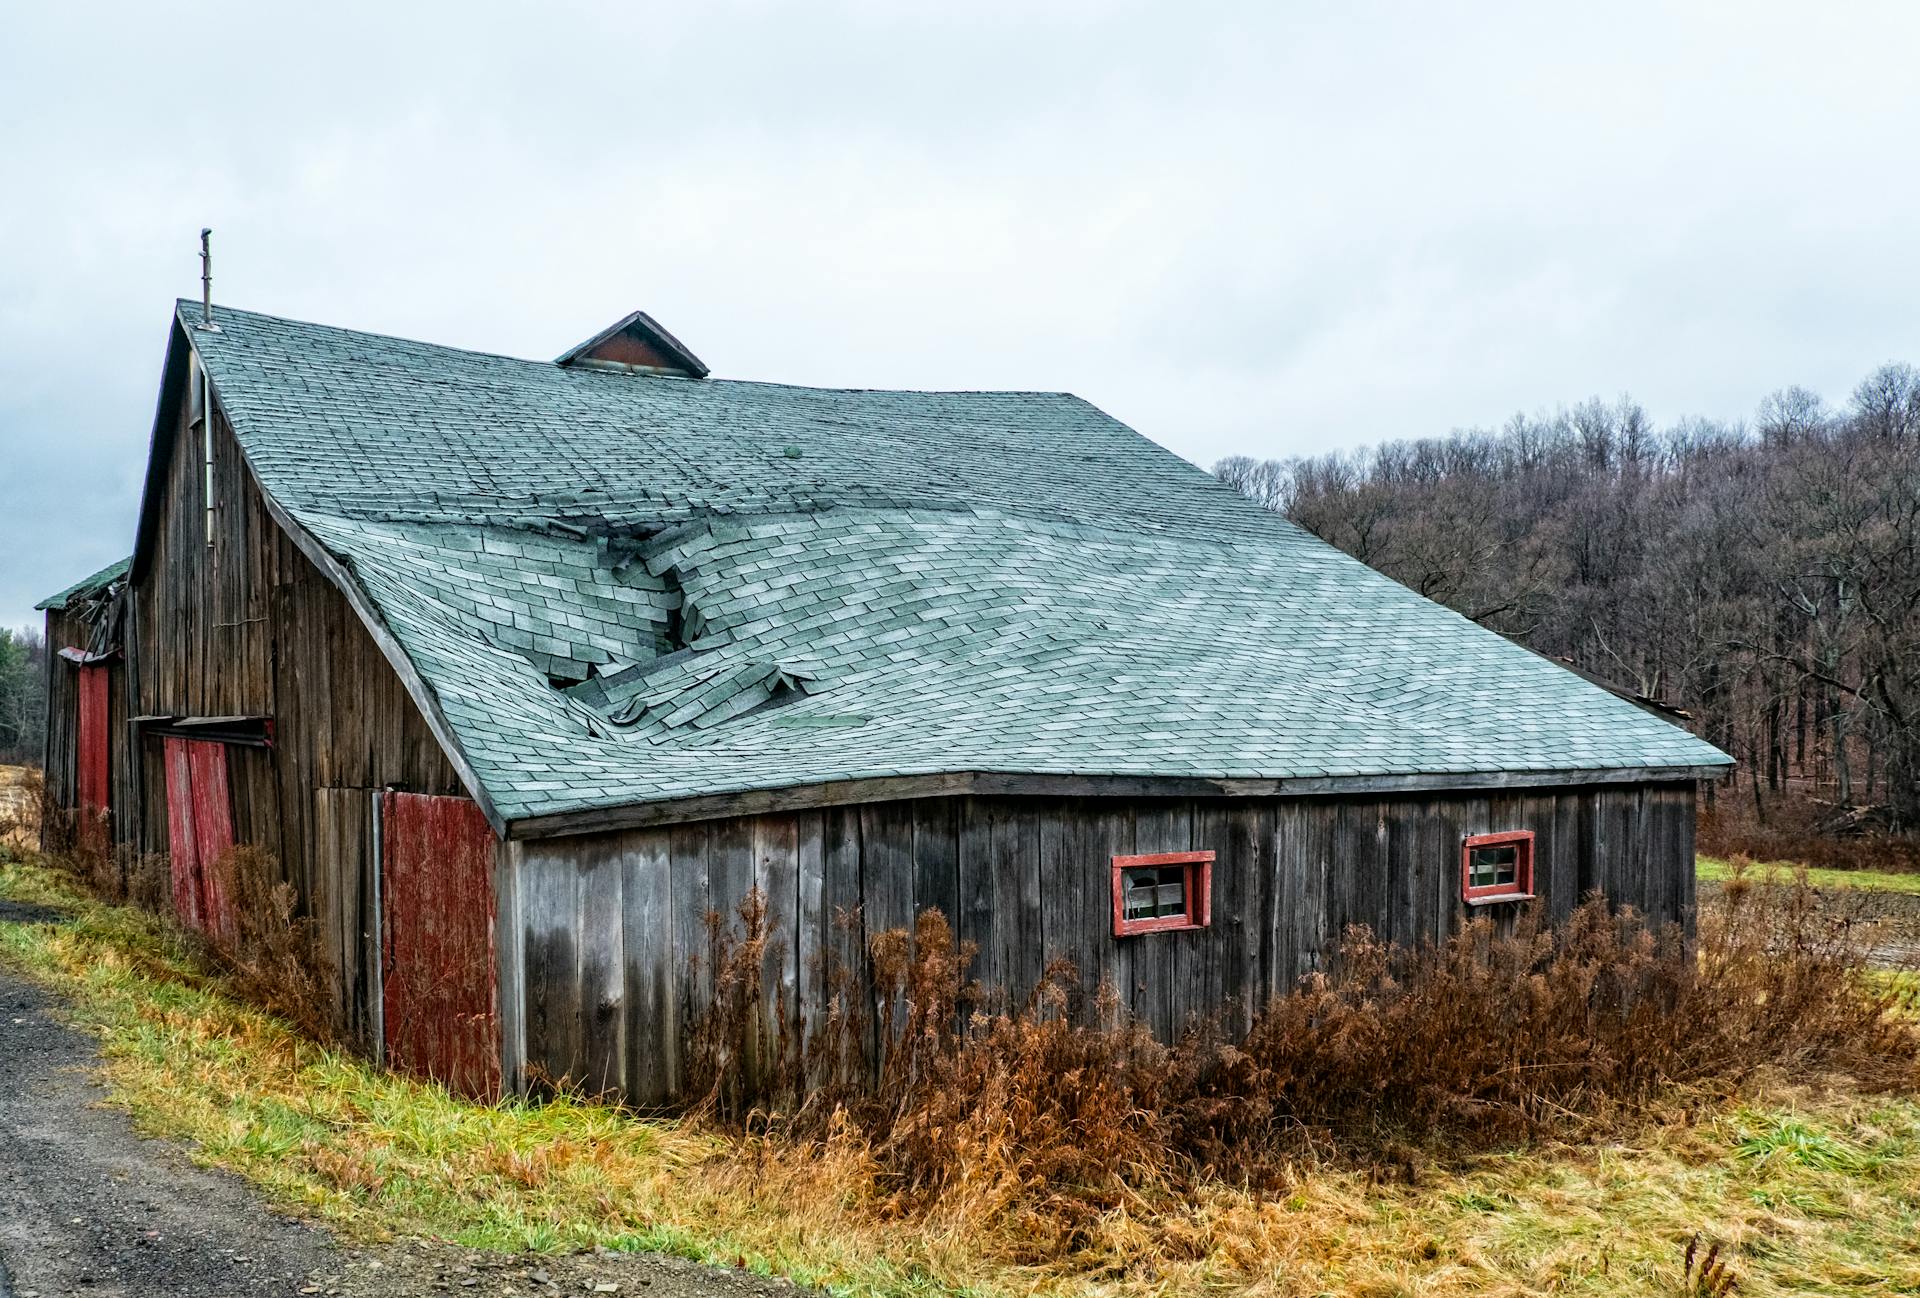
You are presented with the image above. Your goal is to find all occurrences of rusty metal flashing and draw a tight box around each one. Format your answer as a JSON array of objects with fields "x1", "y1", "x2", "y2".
[
  {"x1": 134, "y1": 714, "x2": 276, "y2": 748},
  {"x1": 563, "y1": 356, "x2": 703, "y2": 378}
]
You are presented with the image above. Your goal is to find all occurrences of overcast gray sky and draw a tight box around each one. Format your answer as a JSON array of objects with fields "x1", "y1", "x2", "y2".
[{"x1": 4, "y1": 1, "x2": 1918, "y2": 631}]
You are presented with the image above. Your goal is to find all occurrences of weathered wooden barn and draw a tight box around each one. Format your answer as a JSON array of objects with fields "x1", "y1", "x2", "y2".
[{"x1": 40, "y1": 298, "x2": 1732, "y2": 1101}]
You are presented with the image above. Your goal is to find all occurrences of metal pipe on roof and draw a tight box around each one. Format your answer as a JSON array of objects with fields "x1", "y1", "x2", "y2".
[
  {"x1": 195, "y1": 229, "x2": 219, "y2": 547},
  {"x1": 198, "y1": 228, "x2": 214, "y2": 328}
]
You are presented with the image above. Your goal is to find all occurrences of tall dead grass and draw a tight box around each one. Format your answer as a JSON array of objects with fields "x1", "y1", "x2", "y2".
[
  {"x1": 30, "y1": 817, "x2": 342, "y2": 1047},
  {"x1": 688, "y1": 883, "x2": 1919, "y2": 1244},
  {"x1": 0, "y1": 764, "x2": 40, "y2": 855},
  {"x1": 204, "y1": 844, "x2": 343, "y2": 1047}
]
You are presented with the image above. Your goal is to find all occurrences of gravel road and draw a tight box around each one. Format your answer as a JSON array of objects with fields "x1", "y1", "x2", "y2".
[{"x1": 0, "y1": 900, "x2": 803, "y2": 1298}]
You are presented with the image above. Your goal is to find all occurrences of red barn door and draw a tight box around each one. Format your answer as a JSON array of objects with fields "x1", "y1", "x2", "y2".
[
  {"x1": 162, "y1": 737, "x2": 234, "y2": 938},
  {"x1": 75, "y1": 663, "x2": 110, "y2": 850},
  {"x1": 381, "y1": 792, "x2": 500, "y2": 1099}
]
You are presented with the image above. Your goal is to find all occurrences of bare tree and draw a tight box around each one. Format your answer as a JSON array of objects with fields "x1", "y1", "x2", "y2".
[{"x1": 1214, "y1": 364, "x2": 1920, "y2": 832}]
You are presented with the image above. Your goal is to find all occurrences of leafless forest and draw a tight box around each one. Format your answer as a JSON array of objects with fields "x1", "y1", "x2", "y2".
[
  {"x1": 0, "y1": 626, "x2": 46, "y2": 767},
  {"x1": 1218, "y1": 363, "x2": 1920, "y2": 854}
]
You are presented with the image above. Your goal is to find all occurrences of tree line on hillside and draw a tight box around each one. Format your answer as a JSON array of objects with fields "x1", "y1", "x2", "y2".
[
  {"x1": 1216, "y1": 363, "x2": 1920, "y2": 835},
  {"x1": 0, "y1": 626, "x2": 48, "y2": 767}
]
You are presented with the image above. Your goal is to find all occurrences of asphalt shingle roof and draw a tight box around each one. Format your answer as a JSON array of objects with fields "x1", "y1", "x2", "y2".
[
  {"x1": 36, "y1": 557, "x2": 131, "y2": 611},
  {"x1": 183, "y1": 301, "x2": 1731, "y2": 825}
]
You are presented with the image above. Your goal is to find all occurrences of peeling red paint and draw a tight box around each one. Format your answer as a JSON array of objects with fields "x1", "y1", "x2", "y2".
[
  {"x1": 382, "y1": 792, "x2": 500, "y2": 1099},
  {"x1": 76, "y1": 663, "x2": 110, "y2": 848},
  {"x1": 162, "y1": 737, "x2": 234, "y2": 937},
  {"x1": 1461, "y1": 829, "x2": 1536, "y2": 905},
  {"x1": 1110, "y1": 850, "x2": 1214, "y2": 937}
]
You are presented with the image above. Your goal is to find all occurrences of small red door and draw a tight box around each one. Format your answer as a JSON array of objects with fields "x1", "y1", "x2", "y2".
[
  {"x1": 163, "y1": 737, "x2": 235, "y2": 938},
  {"x1": 381, "y1": 792, "x2": 500, "y2": 1099},
  {"x1": 75, "y1": 664, "x2": 110, "y2": 845}
]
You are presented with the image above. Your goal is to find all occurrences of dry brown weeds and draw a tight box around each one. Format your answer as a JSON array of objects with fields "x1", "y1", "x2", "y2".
[
  {"x1": 203, "y1": 844, "x2": 343, "y2": 1047},
  {"x1": 687, "y1": 881, "x2": 1920, "y2": 1247}
]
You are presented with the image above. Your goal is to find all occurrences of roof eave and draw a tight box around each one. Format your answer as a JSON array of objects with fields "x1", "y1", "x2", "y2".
[{"x1": 504, "y1": 761, "x2": 1735, "y2": 840}]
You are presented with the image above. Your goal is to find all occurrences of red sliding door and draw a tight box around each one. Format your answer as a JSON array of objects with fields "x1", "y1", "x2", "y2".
[
  {"x1": 381, "y1": 792, "x2": 500, "y2": 1099},
  {"x1": 75, "y1": 664, "x2": 110, "y2": 819},
  {"x1": 162, "y1": 737, "x2": 235, "y2": 939}
]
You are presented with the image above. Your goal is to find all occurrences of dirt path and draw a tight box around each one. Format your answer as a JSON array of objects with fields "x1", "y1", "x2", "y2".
[{"x1": 0, "y1": 902, "x2": 802, "y2": 1298}]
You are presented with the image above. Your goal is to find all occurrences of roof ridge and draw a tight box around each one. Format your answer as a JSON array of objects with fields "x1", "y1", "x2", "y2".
[{"x1": 177, "y1": 298, "x2": 1091, "y2": 401}]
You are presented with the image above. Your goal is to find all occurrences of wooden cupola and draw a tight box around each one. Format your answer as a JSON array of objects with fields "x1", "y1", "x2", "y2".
[{"x1": 556, "y1": 311, "x2": 710, "y2": 378}]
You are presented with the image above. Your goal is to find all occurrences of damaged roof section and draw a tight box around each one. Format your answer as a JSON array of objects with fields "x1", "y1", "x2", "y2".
[
  {"x1": 302, "y1": 518, "x2": 684, "y2": 686},
  {"x1": 568, "y1": 657, "x2": 820, "y2": 735},
  {"x1": 36, "y1": 557, "x2": 131, "y2": 612}
]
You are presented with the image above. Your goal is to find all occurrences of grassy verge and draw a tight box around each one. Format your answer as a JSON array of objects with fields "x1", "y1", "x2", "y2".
[
  {"x1": 1698, "y1": 855, "x2": 1920, "y2": 895},
  {"x1": 3, "y1": 854, "x2": 1919, "y2": 1296}
]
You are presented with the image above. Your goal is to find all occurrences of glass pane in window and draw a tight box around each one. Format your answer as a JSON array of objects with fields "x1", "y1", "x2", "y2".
[
  {"x1": 1469, "y1": 844, "x2": 1518, "y2": 890},
  {"x1": 1123, "y1": 864, "x2": 1188, "y2": 920}
]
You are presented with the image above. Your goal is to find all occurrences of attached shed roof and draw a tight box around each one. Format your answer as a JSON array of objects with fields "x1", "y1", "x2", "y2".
[
  {"x1": 170, "y1": 301, "x2": 1731, "y2": 832},
  {"x1": 35, "y1": 557, "x2": 132, "y2": 611}
]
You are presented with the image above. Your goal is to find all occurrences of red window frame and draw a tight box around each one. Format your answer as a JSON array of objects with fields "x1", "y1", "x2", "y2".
[
  {"x1": 1111, "y1": 850, "x2": 1214, "y2": 936},
  {"x1": 1461, "y1": 830, "x2": 1535, "y2": 905}
]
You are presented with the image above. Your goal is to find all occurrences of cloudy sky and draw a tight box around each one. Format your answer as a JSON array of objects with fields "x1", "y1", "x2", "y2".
[{"x1": 3, "y1": 1, "x2": 1918, "y2": 630}]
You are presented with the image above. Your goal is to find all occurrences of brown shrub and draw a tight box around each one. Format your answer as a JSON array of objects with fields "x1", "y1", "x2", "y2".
[
  {"x1": 685, "y1": 888, "x2": 797, "y2": 1116},
  {"x1": 202, "y1": 845, "x2": 343, "y2": 1047},
  {"x1": 688, "y1": 882, "x2": 1919, "y2": 1239},
  {"x1": 1700, "y1": 793, "x2": 1920, "y2": 872}
]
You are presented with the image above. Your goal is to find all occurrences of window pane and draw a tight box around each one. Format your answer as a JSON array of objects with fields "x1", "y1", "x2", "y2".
[
  {"x1": 1469, "y1": 845, "x2": 1518, "y2": 889},
  {"x1": 1123, "y1": 865, "x2": 1188, "y2": 920}
]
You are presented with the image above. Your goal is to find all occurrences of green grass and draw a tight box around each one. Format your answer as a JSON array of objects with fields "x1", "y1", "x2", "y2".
[
  {"x1": 1733, "y1": 1114, "x2": 1880, "y2": 1173},
  {"x1": 1698, "y1": 855, "x2": 1920, "y2": 895},
  {"x1": 4, "y1": 855, "x2": 1920, "y2": 1297}
]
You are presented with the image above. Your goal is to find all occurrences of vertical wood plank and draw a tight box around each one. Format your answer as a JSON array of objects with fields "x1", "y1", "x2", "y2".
[
  {"x1": 621, "y1": 828, "x2": 674, "y2": 1105},
  {"x1": 753, "y1": 814, "x2": 801, "y2": 1068},
  {"x1": 818, "y1": 805, "x2": 865, "y2": 1077},
  {"x1": 987, "y1": 798, "x2": 1045, "y2": 1013},
  {"x1": 1192, "y1": 800, "x2": 1265, "y2": 1033},
  {"x1": 496, "y1": 838, "x2": 526, "y2": 1094},
  {"x1": 793, "y1": 812, "x2": 826, "y2": 1060},
  {"x1": 912, "y1": 797, "x2": 961, "y2": 936},
  {"x1": 578, "y1": 836, "x2": 626, "y2": 1098},
  {"x1": 954, "y1": 799, "x2": 996, "y2": 1005},
  {"x1": 669, "y1": 819, "x2": 712, "y2": 1086},
  {"x1": 1060, "y1": 800, "x2": 1129, "y2": 1019}
]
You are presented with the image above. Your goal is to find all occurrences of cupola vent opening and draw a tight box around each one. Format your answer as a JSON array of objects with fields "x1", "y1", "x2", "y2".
[{"x1": 556, "y1": 310, "x2": 710, "y2": 378}]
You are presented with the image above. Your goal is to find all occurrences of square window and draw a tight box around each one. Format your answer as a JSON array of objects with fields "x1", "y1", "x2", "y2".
[
  {"x1": 1461, "y1": 830, "x2": 1535, "y2": 904},
  {"x1": 1111, "y1": 850, "x2": 1213, "y2": 936}
]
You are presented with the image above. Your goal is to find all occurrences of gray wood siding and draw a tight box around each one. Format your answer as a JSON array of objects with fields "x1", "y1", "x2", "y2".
[
  {"x1": 505, "y1": 781, "x2": 1697, "y2": 1105},
  {"x1": 40, "y1": 607, "x2": 85, "y2": 814},
  {"x1": 130, "y1": 382, "x2": 468, "y2": 1037}
]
